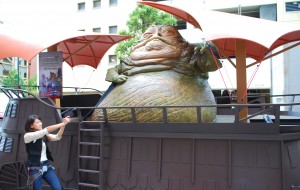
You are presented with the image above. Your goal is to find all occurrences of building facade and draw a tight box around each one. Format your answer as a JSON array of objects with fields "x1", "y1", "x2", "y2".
[
  {"x1": 62, "y1": 0, "x2": 137, "y2": 91},
  {"x1": 69, "y1": 0, "x2": 300, "y2": 99},
  {"x1": 0, "y1": 57, "x2": 28, "y2": 86},
  {"x1": 1, "y1": 0, "x2": 300, "y2": 102}
]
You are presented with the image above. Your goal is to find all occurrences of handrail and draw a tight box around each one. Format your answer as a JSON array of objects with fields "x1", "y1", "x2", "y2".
[
  {"x1": 1, "y1": 86, "x2": 300, "y2": 127},
  {"x1": 215, "y1": 93, "x2": 300, "y2": 102},
  {"x1": 0, "y1": 85, "x2": 103, "y2": 96},
  {"x1": 2, "y1": 86, "x2": 300, "y2": 109},
  {"x1": 2, "y1": 85, "x2": 300, "y2": 105}
]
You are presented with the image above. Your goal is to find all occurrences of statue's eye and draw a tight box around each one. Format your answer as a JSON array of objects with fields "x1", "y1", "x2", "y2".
[
  {"x1": 162, "y1": 28, "x2": 177, "y2": 37},
  {"x1": 142, "y1": 32, "x2": 153, "y2": 39}
]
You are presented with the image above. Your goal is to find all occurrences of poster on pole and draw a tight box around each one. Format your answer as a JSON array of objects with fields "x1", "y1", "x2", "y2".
[{"x1": 39, "y1": 51, "x2": 63, "y2": 98}]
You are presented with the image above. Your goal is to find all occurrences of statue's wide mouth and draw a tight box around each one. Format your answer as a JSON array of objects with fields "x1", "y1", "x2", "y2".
[
  {"x1": 130, "y1": 40, "x2": 182, "y2": 61},
  {"x1": 127, "y1": 58, "x2": 169, "y2": 66}
]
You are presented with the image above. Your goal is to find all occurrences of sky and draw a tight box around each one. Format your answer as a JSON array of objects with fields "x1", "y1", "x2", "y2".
[
  {"x1": 0, "y1": 0, "x2": 121, "y2": 91},
  {"x1": 0, "y1": 0, "x2": 81, "y2": 54},
  {"x1": 0, "y1": 0, "x2": 75, "y2": 30}
]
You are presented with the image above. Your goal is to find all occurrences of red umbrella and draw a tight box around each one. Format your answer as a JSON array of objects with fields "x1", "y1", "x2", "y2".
[
  {"x1": 195, "y1": 9, "x2": 300, "y2": 61},
  {"x1": 0, "y1": 24, "x2": 45, "y2": 61},
  {"x1": 54, "y1": 34, "x2": 132, "y2": 68},
  {"x1": 137, "y1": 1, "x2": 201, "y2": 30},
  {"x1": 0, "y1": 25, "x2": 132, "y2": 68}
]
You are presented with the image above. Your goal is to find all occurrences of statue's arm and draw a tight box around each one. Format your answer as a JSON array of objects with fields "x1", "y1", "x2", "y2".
[
  {"x1": 105, "y1": 57, "x2": 135, "y2": 84},
  {"x1": 192, "y1": 43, "x2": 222, "y2": 73},
  {"x1": 105, "y1": 65, "x2": 129, "y2": 84}
]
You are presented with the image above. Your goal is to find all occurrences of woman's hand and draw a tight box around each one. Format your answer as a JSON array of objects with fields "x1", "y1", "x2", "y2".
[
  {"x1": 54, "y1": 116, "x2": 71, "y2": 139},
  {"x1": 62, "y1": 116, "x2": 71, "y2": 125},
  {"x1": 45, "y1": 116, "x2": 71, "y2": 134}
]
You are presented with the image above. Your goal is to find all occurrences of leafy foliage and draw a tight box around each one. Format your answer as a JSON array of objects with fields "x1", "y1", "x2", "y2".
[
  {"x1": 1, "y1": 69, "x2": 37, "y2": 94},
  {"x1": 27, "y1": 74, "x2": 38, "y2": 94},
  {"x1": 115, "y1": 4, "x2": 177, "y2": 60},
  {"x1": 1, "y1": 69, "x2": 25, "y2": 87}
]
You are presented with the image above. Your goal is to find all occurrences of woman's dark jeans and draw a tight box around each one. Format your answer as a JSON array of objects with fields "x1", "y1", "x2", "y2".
[{"x1": 28, "y1": 161, "x2": 62, "y2": 190}]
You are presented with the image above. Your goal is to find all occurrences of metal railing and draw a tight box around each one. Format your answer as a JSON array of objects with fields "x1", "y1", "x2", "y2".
[
  {"x1": 1, "y1": 86, "x2": 300, "y2": 135},
  {"x1": 0, "y1": 85, "x2": 103, "y2": 97}
]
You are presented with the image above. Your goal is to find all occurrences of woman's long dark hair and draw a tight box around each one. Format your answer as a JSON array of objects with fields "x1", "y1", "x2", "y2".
[{"x1": 24, "y1": 115, "x2": 42, "y2": 132}]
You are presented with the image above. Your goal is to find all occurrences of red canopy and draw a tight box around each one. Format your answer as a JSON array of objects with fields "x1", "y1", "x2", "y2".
[
  {"x1": 196, "y1": 9, "x2": 300, "y2": 60},
  {"x1": 138, "y1": 1, "x2": 300, "y2": 61},
  {"x1": 0, "y1": 25, "x2": 45, "y2": 61},
  {"x1": 55, "y1": 34, "x2": 132, "y2": 68},
  {"x1": 0, "y1": 25, "x2": 132, "y2": 68}
]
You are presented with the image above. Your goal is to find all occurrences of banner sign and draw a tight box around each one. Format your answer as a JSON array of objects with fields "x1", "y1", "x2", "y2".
[{"x1": 39, "y1": 51, "x2": 63, "y2": 98}]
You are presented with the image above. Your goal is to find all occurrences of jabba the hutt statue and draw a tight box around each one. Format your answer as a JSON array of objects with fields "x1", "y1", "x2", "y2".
[{"x1": 89, "y1": 25, "x2": 222, "y2": 123}]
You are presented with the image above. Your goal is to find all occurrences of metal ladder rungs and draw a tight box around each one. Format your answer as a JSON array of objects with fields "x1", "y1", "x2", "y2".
[
  {"x1": 78, "y1": 169, "x2": 100, "y2": 174},
  {"x1": 80, "y1": 128, "x2": 101, "y2": 132},
  {"x1": 78, "y1": 182, "x2": 100, "y2": 188},
  {"x1": 81, "y1": 121, "x2": 105, "y2": 124},
  {"x1": 79, "y1": 142, "x2": 101, "y2": 146},
  {"x1": 78, "y1": 121, "x2": 104, "y2": 190},
  {"x1": 79, "y1": 155, "x2": 100, "y2": 160}
]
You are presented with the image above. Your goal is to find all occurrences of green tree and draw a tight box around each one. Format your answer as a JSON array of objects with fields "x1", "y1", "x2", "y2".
[
  {"x1": 115, "y1": 4, "x2": 177, "y2": 60},
  {"x1": 27, "y1": 74, "x2": 38, "y2": 94},
  {"x1": 1, "y1": 69, "x2": 37, "y2": 94},
  {"x1": 1, "y1": 69, "x2": 25, "y2": 87}
]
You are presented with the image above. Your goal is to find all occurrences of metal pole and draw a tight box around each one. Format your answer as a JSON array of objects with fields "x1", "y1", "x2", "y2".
[
  {"x1": 236, "y1": 39, "x2": 248, "y2": 121},
  {"x1": 28, "y1": 62, "x2": 31, "y2": 83},
  {"x1": 17, "y1": 57, "x2": 20, "y2": 87}
]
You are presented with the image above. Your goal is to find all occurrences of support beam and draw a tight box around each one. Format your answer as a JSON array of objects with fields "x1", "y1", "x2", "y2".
[
  {"x1": 235, "y1": 39, "x2": 248, "y2": 121},
  {"x1": 47, "y1": 45, "x2": 57, "y2": 52}
]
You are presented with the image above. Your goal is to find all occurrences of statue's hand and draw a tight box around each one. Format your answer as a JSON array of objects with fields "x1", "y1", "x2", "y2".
[
  {"x1": 113, "y1": 74, "x2": 128, "y2": 84},
  {"x1": 192, "y1": 43, "x2": 222, "y2": 73}
]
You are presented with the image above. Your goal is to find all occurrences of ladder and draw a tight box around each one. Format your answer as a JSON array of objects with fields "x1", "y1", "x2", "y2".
[{"x1": 78, "y1": 121, "x2": 105, "y2": 190}]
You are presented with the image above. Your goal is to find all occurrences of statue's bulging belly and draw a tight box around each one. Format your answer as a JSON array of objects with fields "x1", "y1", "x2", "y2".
[{"x1": 90, "y1": 70, "x2": 216, "y2": 122}]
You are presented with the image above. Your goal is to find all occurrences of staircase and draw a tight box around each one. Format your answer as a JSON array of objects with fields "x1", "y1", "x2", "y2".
[{"x1": 77, "y1": 121, "x2": 106, "y2": 190}]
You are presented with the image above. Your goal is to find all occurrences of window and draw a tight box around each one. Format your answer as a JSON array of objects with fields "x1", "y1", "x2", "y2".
[
  {"x1": 109, "y1": 26, "x2": 118, "y2": 34},
  {"x1": 93, "y1": 27, "x2": 101, "y2": 33},
  {"x1": 175, "y1": 19, "x2": 187, "y2": 30},
  {"x1": 24, "y1": 72, "x2": 27, "y2": 78},
  {"x1": 93, "y1": 0, "x2": 101, "y2": 8},
  {"x1": 218, "y1": 7, "x2": 259, "y2": 18},
  {"x1": 286, "y1": 1, "x2": 300, "y2": 12},
  {"x1": 78, "y1": 2, "x2": 85, "y2": 11},
  {"x1": 3, "y1": 70, "x2": 9, "y2": 76},
  {"x1": 23, "y1": 61, "x2": 27, "y2": 66},
  {"x1": 3, "y1": 58, "x2": 11, "y2": 63},
  {"x1": 0, "y1": 136, "x2": 14, "y2": 153},
  {"x1": 109, "y1": 55, "x2": 117, "y2": 63},
  {"x1": 109, "y1": 0, "x2": 117, "y2": 6}
]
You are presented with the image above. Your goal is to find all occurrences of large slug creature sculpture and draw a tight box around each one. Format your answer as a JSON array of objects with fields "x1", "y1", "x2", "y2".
[{"x1": 89, "y1": 25, "x2": 222, "y2": 122}]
